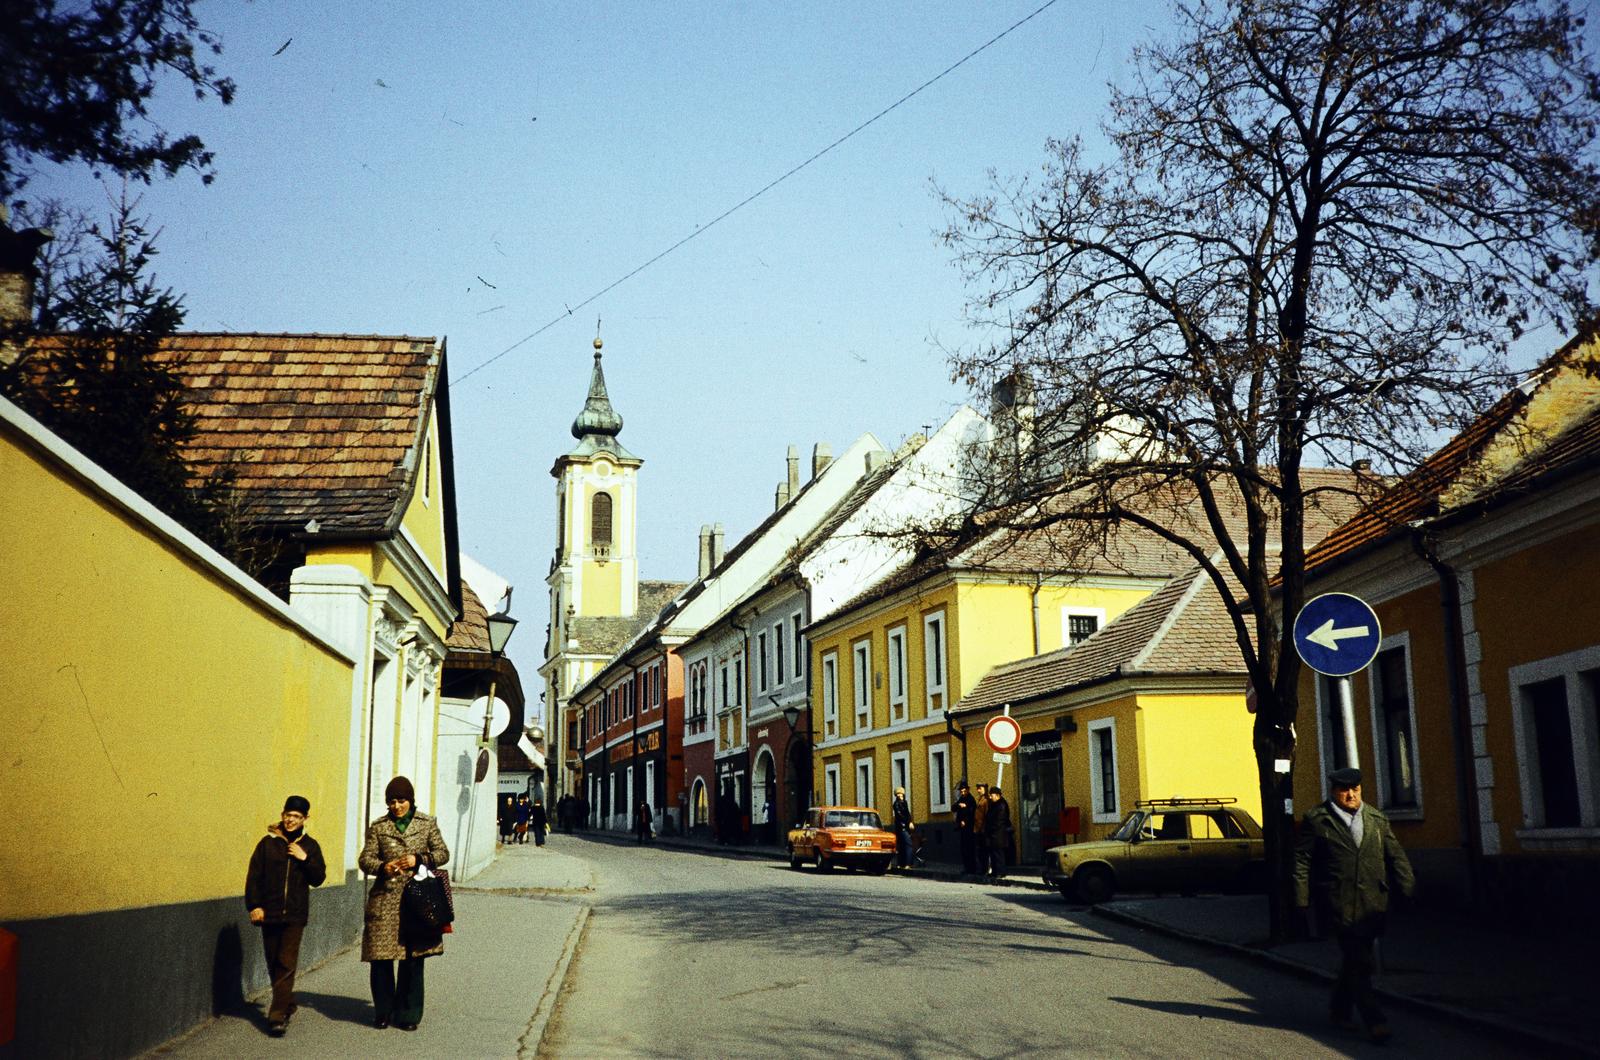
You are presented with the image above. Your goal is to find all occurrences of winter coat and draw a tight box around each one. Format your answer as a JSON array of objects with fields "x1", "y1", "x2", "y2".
[
  {"x1": 358, "y1": 812, "x2": 450, "y2": 961},
  {"x1": 974, "y1": 796, "x2": 989, "y2": 837},
  {"x1": 1293, "y1": 801, "x2": 1414, "y2": 934},
  {"x1": 891, "y1": 796, "x2": 913, "y2": 829},
  {"x1": 984, "y1": 798, "x2": 1014, "y2": 851},
  {"x1": 245, "y1": 825, "x2": 326, "y2": 925},
  {"x1": 953, "y1": 793, "x2": 977, "y2": 832},
  {"x1": 530, "y1": 804, "x2": 548, "y2": 832}
]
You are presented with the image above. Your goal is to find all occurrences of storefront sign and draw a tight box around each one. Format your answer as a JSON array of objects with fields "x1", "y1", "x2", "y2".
[{"x1": 607, "y1": 728, "x2": 663, "y2": 764}]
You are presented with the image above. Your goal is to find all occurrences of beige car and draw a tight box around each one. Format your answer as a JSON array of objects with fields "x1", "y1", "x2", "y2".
[{"x1": 1042, "y1": 798, "x2": 1265, "y2": 903}]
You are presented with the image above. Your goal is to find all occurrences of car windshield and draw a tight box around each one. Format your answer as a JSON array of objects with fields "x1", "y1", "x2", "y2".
[
  {"x1": 1108, "y1": 811, "x2": 1146, "y2": 841},
  {"x1": 824, "y1": 810, "x2": 882, "y2": 829}
]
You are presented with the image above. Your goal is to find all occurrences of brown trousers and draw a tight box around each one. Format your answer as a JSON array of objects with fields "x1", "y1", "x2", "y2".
[{"x1": 260, "y1": 922, "x2": 305, "y2": 1022}]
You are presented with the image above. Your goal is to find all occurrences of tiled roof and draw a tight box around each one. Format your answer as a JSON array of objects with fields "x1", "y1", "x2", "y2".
[
  {"x1": 30, "y1": 331, "x2": 444, "y2": 535},
  {"x1": 954, "y1": 564, "x2": 1246, "y2": 717},
  {"x1": 446, "y1": 580, "x2": 491, "y2": 652},
  {"x1": 1304, "y1": 336, "x2": 1600, "y2": 578},
  {"x1": 565, "y1": 580, "x2": 688, "y2": 659}
]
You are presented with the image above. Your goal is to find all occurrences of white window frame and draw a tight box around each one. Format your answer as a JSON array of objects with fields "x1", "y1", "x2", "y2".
[
  {"x1": 852, "y1": 638, "x2": 872, "y2": 732},
  {"x1": 792, "y1": 612, "x2": 805, "y2": 680},
  {"x1": 824, "y1": 762, "x2": 841, "y2": 806},
  {"x1": 821, "y1": 652, "x2": 839, "y2": 739},
  {"x1": 757, "y1": 631, "x2": 769, "y2": 693},
  {"x1": 1087, "y1": 717, "x2": 1121, "y2": 824},
  {"x1": 890, "y1": 749, "x2": 911, "y2": 801},
  {"x1": 855, "y1": 756, "x2": 876, "y2": 810},
  {"x1": 1509, "y1": 644, "x2": 1600, "y2": 835},
  {"x1": 927, "y1": 743, "x2": 951, "y2": 813},
  {"x1": 923, "y1": 611, "x2": 947, "y2": 713},
  {"x1": 887, "y1": 624, "x2": 908, "y2": 723},
  {"x1": 1062, "y1": 606, "x2": 1106, "y2": 647},
  {"x1": 1366, "y1": 633, "x2": 1424, "y2": 819}
]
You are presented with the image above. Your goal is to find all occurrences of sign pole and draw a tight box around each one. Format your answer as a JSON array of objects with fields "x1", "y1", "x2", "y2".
[
  {"x1": 995, "y1": 706, "x2": 1010, "y2": 791},
  {"x1": 1337, "y1": 674, "x2": 1360, "y2": 771}
]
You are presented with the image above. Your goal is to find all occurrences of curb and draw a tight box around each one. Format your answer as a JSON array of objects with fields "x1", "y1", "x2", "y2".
[
  {"x1": 518, "y1": 904, "x2": 591, "y2": 1059},
  {"x1": 1090, "y1": 905, "x2": 1595, "y2": 1058}
]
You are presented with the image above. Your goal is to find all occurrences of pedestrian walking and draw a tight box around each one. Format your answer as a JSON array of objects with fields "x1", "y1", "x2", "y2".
[
  {"x1": 984, "y1": 786, "x2": 1014, "y2": 878},
  {"x1": 1293, "y1": 766, "x2": 1415, "y2": 1044},
  {"x1": 635, "y1": 800, "x2": 654, "y2": 844},
  {"x1": 952, "y1": 782, "x2": 979, "y2": 874},
  {"x1": 558, "y1": 794, "x2": 574, "y2": 833},
  {"x1": 530, "y1": 799, "x2": 549, "y2": 846},
  {"x1": 514, "y1": 794, "x2": 532, "y2": 844},
  {"x1": 498, "y1": 796, "x2": 514, "y2": 845},
  {"x1": 359, "y1": 776, "x2": 450, "y2": 1032},
  {"x1": 576, "y1": 795, "x2": 590, "y2": 831},
  {"x1": 244, "y1": 794, "x2": 326, "y2": 1037},
  {"x1": 973, "y1": 783, "x2": 990, "y2": 875},
  {"x1": 890, "y1": 787, "x2": 915, "y2": 869}
]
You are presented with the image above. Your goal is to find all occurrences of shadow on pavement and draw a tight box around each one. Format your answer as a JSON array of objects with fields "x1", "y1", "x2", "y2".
[
  {"x1": 294, "y1": 990, "x2": 374, "y2": 1026},
  {"x1": 1107, "y1": 994, "x2": 1302, "y2": 1031}
]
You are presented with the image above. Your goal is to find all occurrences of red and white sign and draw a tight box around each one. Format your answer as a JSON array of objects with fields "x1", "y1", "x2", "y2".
[{"x1": 983, "y1": 714, "x2": 1022, "y2": 754}]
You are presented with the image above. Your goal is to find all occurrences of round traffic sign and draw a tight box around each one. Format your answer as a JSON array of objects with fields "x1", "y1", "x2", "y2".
[
  {"x1": 1293, "y1": 592, "x2": 1382, "y2": 677},
  {"x1": 983, "y1": 714, "x2": 1023, "y2": 754}
]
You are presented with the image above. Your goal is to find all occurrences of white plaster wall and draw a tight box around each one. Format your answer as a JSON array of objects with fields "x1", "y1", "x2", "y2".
[{"x1": 435, "y1": 695, "x2": 499, "y2": 881}]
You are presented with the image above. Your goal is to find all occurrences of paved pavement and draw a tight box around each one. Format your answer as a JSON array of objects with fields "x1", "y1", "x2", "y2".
[
  {"x1": 601, "y1": 828, "x2": 1598, "y2": 1057},
  {"x1": 145, "y1": 842, "x2": 593, "y2": 1060}
]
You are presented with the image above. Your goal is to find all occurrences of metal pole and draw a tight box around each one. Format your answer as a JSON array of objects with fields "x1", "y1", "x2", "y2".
[{"x1": 1337, "y1": 675, "x2": 1360, "y2": 770}]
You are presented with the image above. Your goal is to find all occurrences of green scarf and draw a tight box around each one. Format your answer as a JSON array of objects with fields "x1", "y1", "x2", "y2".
[{"x1": 392, "y1": 810, "x2": 415, "y2": 834}]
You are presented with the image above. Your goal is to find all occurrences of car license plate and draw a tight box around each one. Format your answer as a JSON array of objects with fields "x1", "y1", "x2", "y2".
[{"x1": 855, "y1": 839, "x2": 872, "y2": 848}]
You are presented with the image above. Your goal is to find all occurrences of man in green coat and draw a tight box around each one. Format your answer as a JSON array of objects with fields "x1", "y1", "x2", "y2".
[{"x1": 1293, "y1": 766, "x2": 1414, "y2": 1043}]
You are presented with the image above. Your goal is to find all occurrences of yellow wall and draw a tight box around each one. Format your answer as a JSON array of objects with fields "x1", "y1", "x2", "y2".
[
  {"x1": 2, "y1": 423, "x2": 356, "y2": 921},
  {"x1": 1138, "y1": 692, "x2": 1261, "y2": 823},
  {"x1": 396, "y1": 412, "x2": 447, "y2": 579}
]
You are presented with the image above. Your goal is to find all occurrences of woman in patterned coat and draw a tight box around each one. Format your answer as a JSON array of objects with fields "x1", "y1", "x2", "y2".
[{"x1": 359, "y1": 775, "x2": 450, "y2": 1031}]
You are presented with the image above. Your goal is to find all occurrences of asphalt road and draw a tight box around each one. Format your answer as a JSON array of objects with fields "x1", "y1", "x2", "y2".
[{"x1": 542, "y1": 837, "x2": 1520, "y2": 1059}]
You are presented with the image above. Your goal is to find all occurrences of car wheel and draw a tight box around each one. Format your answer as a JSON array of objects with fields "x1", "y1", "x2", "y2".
[
  {"x1": 1075, "y1": 865, "x2": 1115, "y2": 904},
  {"x1": 869, "y1": 860, "x2": 890, "y2": 876},
  {"x1": 814, "y1": 850, "x2": 830, "y2": 872},
  {"x1": 788, "y1": 846, "x2": 803, "y2": 870}
]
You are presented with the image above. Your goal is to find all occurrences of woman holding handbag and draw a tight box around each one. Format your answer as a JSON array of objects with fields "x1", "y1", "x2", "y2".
[{"x1": 359, "y1": 776, "x2": 450, "y2": 1031}]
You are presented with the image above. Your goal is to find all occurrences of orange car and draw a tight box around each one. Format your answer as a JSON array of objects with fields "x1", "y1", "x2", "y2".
[{"x1": 787, "y1": 806, "x2": 897, "y2": 874}]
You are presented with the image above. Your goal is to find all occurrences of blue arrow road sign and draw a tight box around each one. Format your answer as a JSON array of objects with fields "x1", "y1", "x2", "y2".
[{"x1": 1293, "y1": 593, "x2": 1382, "y2": 677}]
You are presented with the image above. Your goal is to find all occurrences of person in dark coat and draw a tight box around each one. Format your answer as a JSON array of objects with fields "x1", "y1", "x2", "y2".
[
  {"x1": 359, "y1": 776, "x2": 450, "y2": 1032},
  {"x1": 515, "y1": 794, "x2": 532, "y2": 843},
  {"x1": 952, "y1": 782, "x2": 979, "y2": 874},
  {"x1": 530, "y1": 799, "x2": 549, "y2": 846},
  {"x1": 890, "y1": 787, "x2": 915, "y2": 869},
  {"x1": 983, "y1": 786, "x2": 1014, "y2": 878},
  {"x1": 1294, "y1": 766, "x2": 1415, "y2": 1043},
  {"x1": 245, "y1": 795, "x2": 326, "y2": 1036},
  {"x1": 498, "y1": 796, "x2": 514, "y2": 844},
  {"x1": 972, "y1": 783, "x2": 990, "y2": 874},
  {"x1": 635, "y1": 800, "x2": 654, "y2": 843}
]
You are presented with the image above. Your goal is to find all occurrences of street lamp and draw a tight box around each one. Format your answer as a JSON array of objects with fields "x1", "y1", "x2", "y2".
[
  {"x1": 781, "y1": 702, "x2": 809, "y2": 824},
  {"x1": 481, "y1": 608, "x2": 517, "y2": 740}
]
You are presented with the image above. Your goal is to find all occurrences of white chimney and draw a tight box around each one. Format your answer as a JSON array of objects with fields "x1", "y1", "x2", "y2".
[{"x1": 812, "y1": 442, "x2": 833, "y2": 479}]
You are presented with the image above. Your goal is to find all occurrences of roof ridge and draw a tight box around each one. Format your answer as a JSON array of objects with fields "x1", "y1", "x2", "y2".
[{"x1": 167, "y1": 331, "x2": 440, "y2": 342}]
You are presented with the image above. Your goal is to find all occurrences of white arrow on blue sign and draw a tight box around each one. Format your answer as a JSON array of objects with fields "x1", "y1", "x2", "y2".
[{"x1": 1292, "y1": 592, "x2": 1382, "y2": 677}]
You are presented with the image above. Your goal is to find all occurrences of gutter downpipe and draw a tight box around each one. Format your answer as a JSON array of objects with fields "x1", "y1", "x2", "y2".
[
  {"x1": 947, "y1": 708, "x2": 969, "y2": 785},
  {"x1": 1029, "y1": 575, "x2": 1043, "y2": 656},
  {"x1": 1409, "y1": 525, "x2": 1485, "y2": 907}
]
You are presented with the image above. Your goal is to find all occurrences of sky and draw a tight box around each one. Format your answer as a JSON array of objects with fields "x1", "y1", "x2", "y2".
[
  {"x1": 28, "y1": 0, "x2": 1165, "y2": 682},
  {"x1": 27, "y1": 1, "x2": 1586, "y2": 685}
]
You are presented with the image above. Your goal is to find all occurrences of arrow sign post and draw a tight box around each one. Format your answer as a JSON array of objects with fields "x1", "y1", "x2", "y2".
[{"x1": 1293, "y1": 593, "x2": 1382, "y2": 772}]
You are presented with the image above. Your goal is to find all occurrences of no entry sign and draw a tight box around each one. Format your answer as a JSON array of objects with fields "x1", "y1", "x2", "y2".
[{"x1": 984, "y1": 714, "x2": 1022, "y2": 754}]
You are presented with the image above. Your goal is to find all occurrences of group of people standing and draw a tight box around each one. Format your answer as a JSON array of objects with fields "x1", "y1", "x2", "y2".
[
  {"x1": 952, "y1": 781, "x2": 1014, "y2": 877},
  {"x1": 244, "y1": 776, "x2": 451, "y2": 1038},
  {"x1": 498, "y1": 794, "x2": 548, "y2": 846}
]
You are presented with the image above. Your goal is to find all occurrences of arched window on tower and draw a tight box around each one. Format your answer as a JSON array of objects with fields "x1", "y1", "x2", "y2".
[{"x1": 591, "y1": 491, "x2": 613, "y2": 560}]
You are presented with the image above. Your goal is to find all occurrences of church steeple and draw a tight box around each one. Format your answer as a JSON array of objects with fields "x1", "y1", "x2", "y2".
[{"x1": 565, "y1": 337, "x2": 637, "y2": 460}]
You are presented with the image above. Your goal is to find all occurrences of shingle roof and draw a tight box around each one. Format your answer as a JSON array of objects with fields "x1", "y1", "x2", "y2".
[
  {"x1": 565, "y1": 580, "x2": 688, "y2": 658},
  {"x1": 954, "y1": 564, "x2": 1246, "y2": 717},
  {"x1": 446, "y1": 580, "x2": 492, "y2": 652}
]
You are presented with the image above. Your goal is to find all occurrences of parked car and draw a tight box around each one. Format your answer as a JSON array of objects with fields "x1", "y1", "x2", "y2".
[
  {"x1": 1042, "y1": 798, "x2": 1265, "y2": 903},
  {"x1": 787, "y1": 806, "x2": 897, "y2": 874}
]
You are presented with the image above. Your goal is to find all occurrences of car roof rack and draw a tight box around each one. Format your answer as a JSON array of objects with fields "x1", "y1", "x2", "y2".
[{"x1": 1134, "y1": 797, "x2": 1238, "y2": 808}]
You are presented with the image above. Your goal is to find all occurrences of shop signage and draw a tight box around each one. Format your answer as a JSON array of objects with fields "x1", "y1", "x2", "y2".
[{"x1": 607, "y1": 728, "x2": 663, "y2": 764}]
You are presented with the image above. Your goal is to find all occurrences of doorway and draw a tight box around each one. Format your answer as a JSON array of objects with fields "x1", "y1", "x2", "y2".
[{"x1": 1018, "y1": 738, "x2": 1064, "y2": 865}]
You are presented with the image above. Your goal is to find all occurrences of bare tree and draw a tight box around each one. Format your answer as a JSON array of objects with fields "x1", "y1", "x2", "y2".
[{"x1": 936, "y1": 0, "x2": 1599, "y2": 937}]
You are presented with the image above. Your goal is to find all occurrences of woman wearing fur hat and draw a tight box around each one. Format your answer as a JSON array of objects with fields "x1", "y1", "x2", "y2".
[
  {"x1": 245, "y1": 795, "x2": 326, "y2": 1037},
  {"x1": 359, "y1": 776, "x2": 450, "y2": 1031}
]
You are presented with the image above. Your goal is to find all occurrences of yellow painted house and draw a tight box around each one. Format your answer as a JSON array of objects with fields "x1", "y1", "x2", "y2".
[
  {"x1": 806, "y1": 522, "x2": 1186, "y2": 866},
  {"x1": 1291, "y1": 334, "x2": 1600, "y2": 914}
]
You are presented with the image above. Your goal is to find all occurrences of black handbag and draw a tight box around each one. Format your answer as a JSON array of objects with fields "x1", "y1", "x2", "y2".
[{"x1": 402, "y1": 869, "x2": 455, "y2": 930}]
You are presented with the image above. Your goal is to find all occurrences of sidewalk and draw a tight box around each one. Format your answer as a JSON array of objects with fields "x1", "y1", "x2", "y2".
[
  {"x1": 146, "y1": 843, "x2": 593, "y2": 1059},
  {"x1": 603, "y1": 827, "x2": 1596, "y2": 1056}
]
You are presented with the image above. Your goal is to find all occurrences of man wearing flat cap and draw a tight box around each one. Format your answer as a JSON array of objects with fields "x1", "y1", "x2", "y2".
[
  {"x1": 1293, "y1": 766, "x2": 1414, "y2": 1043},
  {"x1": 245, "y1": 795, "x2": 327, "y2": 1036}
]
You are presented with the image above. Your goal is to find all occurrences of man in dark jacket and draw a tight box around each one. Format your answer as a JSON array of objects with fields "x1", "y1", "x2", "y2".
[
  {"x1": 531, "y1": 799, "x2": 549, "y2": 846},
  {"x1": 1293, "y1": 767, "x2": 1414, "y2": 1043},
  {"x1": 952, "y1": 782, "x2": 979, "y2": 874},
  {"x1": 890, "y1": 787, "x2": 915, "y2": 869},
  {"x1": 245, "y1": 795, "x2": 327, "y2": 1036},
  {"x1": 984, "y1": 787, "x2": 1014, "y2": 878}
]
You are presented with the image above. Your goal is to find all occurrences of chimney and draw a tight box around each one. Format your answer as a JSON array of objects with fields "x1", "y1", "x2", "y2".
[
  {"x1": 697, "y1": 524, "x2": 712, "y2": 578},
  {"x1": 0, "y1": 207, "x2": 52, "y2": 365},
  {"x1": 775, "y1": 481, "x2": 790, "y2": 509},
  {"x1": 786, "y1": 444, "x2": 800, "y2": 498},
  {"x1": 712, "y1": 523, "x2": 725, "y2": 568},
  {"x1": 811, "y1": 442, "x2": 833, "y2": 479},
  {"x1": 865, "y1": 450, "x2": 887, "y2": 473}
]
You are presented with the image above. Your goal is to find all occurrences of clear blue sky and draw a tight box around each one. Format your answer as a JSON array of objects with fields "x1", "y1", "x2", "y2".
[{"x1": 27, "y1": 1, "x2": 1582, "y2": 682}]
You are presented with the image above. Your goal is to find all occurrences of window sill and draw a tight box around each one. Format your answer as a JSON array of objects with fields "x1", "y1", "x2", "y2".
[
  {"x1": 1383, "y1": 807, "x2": 1424, "y2": 822},
  {"x1": 1515, "y1": 826, "x2": 1600, "y2": 841}
]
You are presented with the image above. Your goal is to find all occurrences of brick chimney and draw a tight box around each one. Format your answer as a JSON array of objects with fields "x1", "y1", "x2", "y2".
[{"x1": 0, "y1": 206, "x2": 52, "y2": 365}]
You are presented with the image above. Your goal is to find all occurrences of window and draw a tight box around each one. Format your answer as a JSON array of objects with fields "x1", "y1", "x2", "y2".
[
  {"x1": 927, "y1": 744, "x2": 951, "y2": 812},
  {"x1": 1371, "y1": 641, "x2": 1420, "y2": 811},
  {"x1": 422, "y1": 436, "x2": 432, "y2": 504},
  {"x1": 734, "y1": 657, "x2": 744, "y2": 705},
  {"x1": 824, "y1": 763, "x2": 841, "y2": 806},
  {"x1": 1318, "y1": 672, "x2": 1352, "y2": 782},
  {"x1": 1088, "y1": 718, "x2": 1120, "y2": 823},
  {"x1": 757, "y1": 631, "x2": 769, "y2": 692},
  {"x1": 773, "y1": 622, "x2": 785, "y2": 686},
  {"x1": 852, "y1": 639, "x2": 872, "y2": 732},
  {"x1": 821, "y1": 652, "x2": 839, "y2": 739},
  {"x1": 792, "y1": 612, "x2": 804, "y2": 679},
  {"x1": 887, "y1": 625, "x2": 908, "y2": 723},
  {"x1": 924, "y1": 611, "x2": 946, "y2": 712},
  {"x1": 855, "y1": 756, "x2": 876, "y2": 810},
  {"x1": 890, "y1": 749, "x2": 910, "y2": 798},
  {"x1": 719, "y1": 663, "x2": 729, "y2": 713},
  {"x1": 1062, "y1": 607, "x2": 1104, "y2": 646},
  {"x1": 558, "y1": 491, "x2": 566, "y2": 552},
  {"x1": 591, "y1": 491, "x2": 613, "y2": 548},
  {"x1": 1511, "y1": 647, "x2": 1600, "y2": 832}
]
